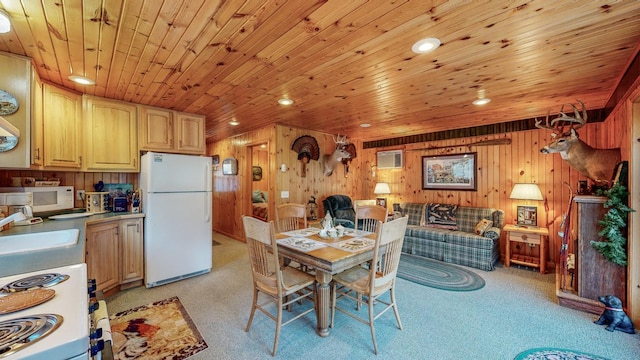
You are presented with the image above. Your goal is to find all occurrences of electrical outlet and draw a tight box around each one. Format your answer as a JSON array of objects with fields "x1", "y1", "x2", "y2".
[{"x1": 76, "y1": 190, "x2": 85, "y2": 200}]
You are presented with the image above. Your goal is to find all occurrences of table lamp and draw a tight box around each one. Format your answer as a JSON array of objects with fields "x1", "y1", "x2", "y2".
[
  {"x1": 374, "y1": 182, "x2": 391, "y2": 211},
  {"x1": 509, "y1": 183, "x2": 543, "y2": 227}
]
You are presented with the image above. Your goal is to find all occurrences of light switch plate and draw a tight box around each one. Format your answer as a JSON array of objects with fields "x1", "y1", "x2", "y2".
[{"x1": 281, "y1": 191, "x2": 289, "y2": 199}]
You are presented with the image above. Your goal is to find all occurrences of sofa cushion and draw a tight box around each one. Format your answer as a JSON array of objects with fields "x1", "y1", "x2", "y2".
[
  {"x1": 406, "y1": 225, "x2": 447, "y2": 242},
  {"x1": 443, "y1": 231, "x2": 497, "y2": 250},
  {"x1": 400, "y1": 203, "x2": 426, "y2": 226},
  {"x1": 426, "y1": 203, "x2": 458, "y2": 230},
  {"x1": 456, "y1": 207, "x2": 500, "y2": 233}
]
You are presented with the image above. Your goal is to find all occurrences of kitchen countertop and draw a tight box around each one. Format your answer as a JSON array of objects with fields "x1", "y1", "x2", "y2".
[{"x1": 0, "y1": 212, "x2": 145, "y2": 277}]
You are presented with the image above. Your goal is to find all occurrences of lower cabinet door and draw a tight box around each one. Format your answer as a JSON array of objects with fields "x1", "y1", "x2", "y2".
[
  {"x1": 86, "y1": 221, "x2": 120, "y2": 292},
  {"x1": 120, "y1": 218, "x2": 144, "y2": 283}
]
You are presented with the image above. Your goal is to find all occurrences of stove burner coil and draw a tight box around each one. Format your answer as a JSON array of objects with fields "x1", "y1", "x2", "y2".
[
  {"x1": 0, "y1": 273, "x2": 69, "y2": 293},
  {"x1": 0, "y1": 314, "x2": 63, "y2": 358}
]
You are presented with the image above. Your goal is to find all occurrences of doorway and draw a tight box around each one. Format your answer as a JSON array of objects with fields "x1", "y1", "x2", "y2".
[{"x1": 249, "y1": 142, "x2": 269, "y2": 221}]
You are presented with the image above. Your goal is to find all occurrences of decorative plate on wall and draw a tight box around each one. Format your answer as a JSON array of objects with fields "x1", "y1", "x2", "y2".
[{"x1": 0, "y1": 89, "x2": 19, "y2": 116}]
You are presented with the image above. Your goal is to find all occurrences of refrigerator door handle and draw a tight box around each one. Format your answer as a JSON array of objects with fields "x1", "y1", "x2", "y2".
[{"x1": 205, "y1": 192, "x2": 211, "y2": 223}]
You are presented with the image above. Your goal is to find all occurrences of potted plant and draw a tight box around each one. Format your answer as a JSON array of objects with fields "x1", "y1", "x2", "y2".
[{"x1": 590, "y1": 182, "x2": 635, "y2": 266}]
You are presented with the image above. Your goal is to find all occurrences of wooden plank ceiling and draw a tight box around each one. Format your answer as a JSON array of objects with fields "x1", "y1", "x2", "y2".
[{"x1": 0, "y1": 0, "x2": 638, "y2": 143}]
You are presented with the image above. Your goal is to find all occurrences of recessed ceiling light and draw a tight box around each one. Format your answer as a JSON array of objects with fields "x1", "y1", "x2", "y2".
[
  {"x1": 68, "y1": 75, "x2": 96, "y2": 85},
  {"x1": 229, "y1": 120, "x2": 239, "y2": 126},
  {"x1": 0, "y1": 10, "x2": 11, "y2": 34},
  {"x1": 278, "y1": 98, "x2": 294, "y2": 106},
  {"x1": 472, "y1": 89, "x2": 491, "y2": 106},
  {"x1": 411, "y1": 38, "x2": 441, "y2": 54},
  {"x1": 360, "y1": 123, "x2": 371, "y2": 128},
  {"x1": 472, "y1": 98, "x2": 491, "y2": 106}
]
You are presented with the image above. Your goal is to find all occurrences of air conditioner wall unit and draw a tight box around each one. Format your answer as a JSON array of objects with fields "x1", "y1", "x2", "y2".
[{"x1": 377, "y1": 150, "x2": 403, "y2": 169}]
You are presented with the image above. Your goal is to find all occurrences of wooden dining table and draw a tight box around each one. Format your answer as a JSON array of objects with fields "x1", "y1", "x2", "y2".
[{"x1": 275, "y1": 228, "x2": 377, "y2": 337}]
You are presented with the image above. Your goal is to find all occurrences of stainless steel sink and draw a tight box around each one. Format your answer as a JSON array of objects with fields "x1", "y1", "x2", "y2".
[{"x1": 0, "y1": 229, "x2": 80, "y2": 256}]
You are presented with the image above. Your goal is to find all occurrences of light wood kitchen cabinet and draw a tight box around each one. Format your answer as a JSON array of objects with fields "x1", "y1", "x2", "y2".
[
  {"x1": 86, "y1": 216, "x2": 145, "y2": 294},
  {"x1": 83, "y1": 96, "x2": 138, "y2": 172},
  {"x1": 175, "y1": 112, "x2": 206, "y2": 154},
  {"x1": 31, "y1": 82, "x2": 82, "y2": 168},
  {"x1": 86, "y1": 220, "x2": 120, "y2": 293},
  {"x1": 139, "y1": 106, "x2": 206, "y2": 155},
  {"x1": 139, "y1": 106, "x2": 174, "y2": 151},
  {"x1": 120, "y1": 217, "x2": 144, "y2": 286},
  {"x1": 30, "y1": 71, "x2": 43, "y2": 166}
]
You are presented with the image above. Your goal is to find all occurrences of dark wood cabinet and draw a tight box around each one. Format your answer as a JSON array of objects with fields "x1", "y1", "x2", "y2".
[{"x1": 556, "y1": 196, "x2": 627, "y2": 313}]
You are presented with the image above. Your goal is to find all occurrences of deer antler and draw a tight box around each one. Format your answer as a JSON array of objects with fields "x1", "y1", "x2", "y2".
[
  {"x1": 333, "y1": 134, "x2": 349, "y2": 146},
  {"x1": 535, "y1": 100, "x2": 587, "y2": 135}
]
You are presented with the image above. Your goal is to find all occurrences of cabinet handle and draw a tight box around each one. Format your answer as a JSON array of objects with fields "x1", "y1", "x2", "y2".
[
  {"x1": 520, "y1": 234, "x2": 528, "y2": 241},
  {"x1": 136, "y1": 223, "x2": 140, "y2": 233},
  {"x1": 35, "y1": 148, "x2": 40, "y2": 160}
]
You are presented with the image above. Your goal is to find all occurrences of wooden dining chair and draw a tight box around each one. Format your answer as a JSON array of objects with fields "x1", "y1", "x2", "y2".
[
  {"x1": 330, "y1": 216, "x2": 409, "y2": 355},
  {"x1": 275, "y1": 203, "x2": 308, "y2": 233},
  {"x1": 355, "y1": 204, "x2": 388, "y2": 232},
  {"x1": 242, "y1": 216, "x2": 317, "y2": 356}
]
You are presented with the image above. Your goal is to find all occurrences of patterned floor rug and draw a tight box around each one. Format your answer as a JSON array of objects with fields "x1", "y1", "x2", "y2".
[
  {"x1": 514, "y1": 347, "x2": 611, "y2": 360},
  {"x1": 397, "y1": 254, "x2": 485, "y2": 291},
  {"x1": 109, "y1": 296, "x2": 208, "y2": 359}
]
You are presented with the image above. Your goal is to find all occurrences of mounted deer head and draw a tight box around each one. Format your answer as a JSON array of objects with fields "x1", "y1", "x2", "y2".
[
  {"x1": 320, "y1": 134, "x2": 351, "y2": 177},
  {"x1": 537, "y1": 100, "x2": 620, "y2": 185}
]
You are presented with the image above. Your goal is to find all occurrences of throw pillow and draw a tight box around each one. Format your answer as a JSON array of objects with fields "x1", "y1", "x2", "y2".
[
  {"x1": 426, "y1": 203, "x2": 458, "y2": 230},
  {"x1": 474, "y1": 219, "x2": 493, "y2": 236},
  {"x1": 252, "y1": 190, "x2": 264, "y2": 203},
  {"x1": 484, "y1": 227, "x2": 501, "y2": 240},
  {"x1": 262, "y1": 192, "x2": 268, "y2": 202}
]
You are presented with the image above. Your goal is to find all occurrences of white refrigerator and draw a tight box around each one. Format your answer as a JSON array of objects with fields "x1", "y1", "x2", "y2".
[{"x1": 140, "y1": 152, "x2": 213, "y2": 288}]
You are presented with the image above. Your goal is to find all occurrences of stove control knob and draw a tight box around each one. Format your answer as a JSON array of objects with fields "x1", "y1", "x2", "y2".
[
  {"x1": 87, "y1": 279, "x2": 97, "y2": 295},
  {"x1": 90, "y1": 339, "x2": 105, "y2": 356},
  {"x1": 90, "y1": 327, "x2": 103, "y2": 339},
  {"x1": 89, "y1": 300, "x2": 99, "y2": 314}
]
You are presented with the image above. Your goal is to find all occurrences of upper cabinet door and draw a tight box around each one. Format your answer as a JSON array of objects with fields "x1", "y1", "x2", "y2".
[
  {"x1": 84, "y1": 96, "x2": 138, "y2": 172},
  {"x1": 42, "y1": 83, "x2": 82, "y2": 168},
  {"x1": 175, "y1": 112, "x2": 206, "y2": 154},
  {"x1": 139, "y1": 106, "x2": 174, "y2": 151}
]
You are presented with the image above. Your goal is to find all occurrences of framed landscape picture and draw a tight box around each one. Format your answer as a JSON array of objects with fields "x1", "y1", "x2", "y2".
[{"x1": 422, "y1": 152, "x2": 477, "y2": 191}]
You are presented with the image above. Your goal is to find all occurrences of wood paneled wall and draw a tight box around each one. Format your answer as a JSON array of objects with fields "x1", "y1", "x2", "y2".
[
  {"x1": 208, "y1": 124, "x2": 365, "y2": 240},
  {"x1": 208, "y1": 115, "x2": 628, "y2": 271},
  {"x1": 0, "y1": 170, "x2": 137, "y2": 209},
  {"x1": 360, "y1": 120, "x2": 626, "y2": 268}
]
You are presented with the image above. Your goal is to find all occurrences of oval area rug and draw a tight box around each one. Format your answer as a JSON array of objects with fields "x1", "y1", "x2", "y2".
[
  {"x1": 514, "y1": 347, "x2": 610, "y2": 360},
  {"x1": 397, "y1": 254, "x2": 485, "y2": 291}
]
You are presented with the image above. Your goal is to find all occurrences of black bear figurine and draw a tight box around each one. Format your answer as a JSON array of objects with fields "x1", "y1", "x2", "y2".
[{"x1": 594, "y1": 295, "x2": 635, "y2": 334}]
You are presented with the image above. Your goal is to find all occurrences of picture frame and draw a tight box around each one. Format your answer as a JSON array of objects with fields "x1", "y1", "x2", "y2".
[
  {"x1": 422, "y1": 152, "x2": 477, "y2": 191},
  {"x1": 252, "y1": 166, "x2": 262, "y2": 181},
  {"x1": 517, "y1": 205, "x2": 538, "y2": 226},
  {"x1": 222, "y1": 158, "x2": 238, "y2": 175},
  {"x1": 376, "y1": 197, "x2": 387, "y2": 209}
]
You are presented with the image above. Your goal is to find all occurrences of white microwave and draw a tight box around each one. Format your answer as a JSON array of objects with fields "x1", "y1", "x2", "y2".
[{"x1": 0, "y1": 186, "x2": 74, "y2": 213}]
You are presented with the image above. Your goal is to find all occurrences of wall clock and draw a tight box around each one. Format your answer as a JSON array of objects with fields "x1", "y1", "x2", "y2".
[{"x1": 0, "y1": 89, "x2": 19, "y2": 116}]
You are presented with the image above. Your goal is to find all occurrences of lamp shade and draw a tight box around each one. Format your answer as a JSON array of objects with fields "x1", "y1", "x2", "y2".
[
  {"x1": 509, "y1": 183, "x2": 543, "y2": 201},
  {"x1": 373, "y1": 182, "x2": 391, "y2": 195}
]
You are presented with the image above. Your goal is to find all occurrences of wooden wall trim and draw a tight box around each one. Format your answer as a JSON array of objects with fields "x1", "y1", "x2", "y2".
[{"x1": 363, "y1": 110, "x2": 606, "y2": 149}]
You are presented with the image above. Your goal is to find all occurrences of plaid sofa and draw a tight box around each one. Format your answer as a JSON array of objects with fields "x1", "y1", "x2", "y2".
[{"x1": 399, "y1": 203, "x2": 504, "y2": 271}]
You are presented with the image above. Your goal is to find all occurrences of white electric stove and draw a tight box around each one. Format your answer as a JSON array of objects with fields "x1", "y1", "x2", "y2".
[{"x1": 0, "y1": 263, "x2": 107, "y2": 360}]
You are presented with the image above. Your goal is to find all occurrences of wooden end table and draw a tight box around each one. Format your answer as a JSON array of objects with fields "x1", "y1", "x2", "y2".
[{"x1": 504, "y1": 224, "x2": 549, "y2": 273}]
